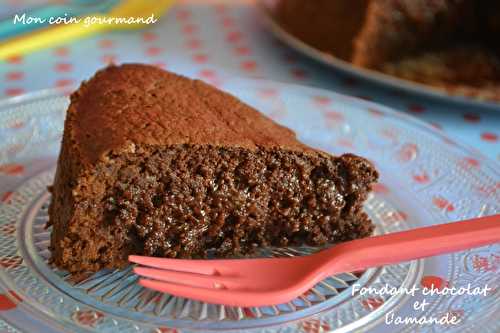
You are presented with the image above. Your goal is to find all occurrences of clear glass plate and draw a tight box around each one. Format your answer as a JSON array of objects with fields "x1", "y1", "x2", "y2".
[{"x1": 0, "y1": 78, "x2": 498, "y2": 333}]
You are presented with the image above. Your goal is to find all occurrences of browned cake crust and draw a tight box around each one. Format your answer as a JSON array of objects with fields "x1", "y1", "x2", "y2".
[
  {"x1": 49, "y1": 64, "x2": 378, "y2": 274},
  {"x1": 352, "y1": 0, "x2": 476, "y2": 68},
  {"x1": 274, "y1": 0, "x2": 370, "y2": 61}
]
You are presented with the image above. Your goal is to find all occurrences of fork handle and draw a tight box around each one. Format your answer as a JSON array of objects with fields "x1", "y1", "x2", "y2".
[{"x1": 318, "y1": 214, "x2": 500, "y2": 276}]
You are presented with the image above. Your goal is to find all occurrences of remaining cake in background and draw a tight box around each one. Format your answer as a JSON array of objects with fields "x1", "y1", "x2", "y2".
[
  {"x1": 275, "y1": 0, "x2": 500, "y2": 101},
  {"x1": 48, "y1": 64, "x2": 378, "y2": 274}
]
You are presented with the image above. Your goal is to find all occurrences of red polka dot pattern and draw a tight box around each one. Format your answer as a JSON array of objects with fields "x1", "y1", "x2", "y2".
[
  {"x1": 258, "y1": 88, "x2": 278, "y2": 97},
  {"x1": 55, "y1": 62, "x2": 72, "y2": 72},
  {"x1": 182, "y1": 24, "x2": 198, "y2": 35},
  {"x1": 312, "y1": 95, "x2": 331, "y2": 106},
  {"x1": 5, "y1": 55, "x2": 22, "y2": 64},
  {"x1": 155, "y1": 328, "x2": 179, "y2": 333},
  {"x1": 397, "y1": 143, "x2": 418, "y2": 163},
  {"x1": 100, "y1": 54, "x2": 117, "y2": 64},
  {"x1": 98, "y1": 39, "x2": 114, "y2": 49},
  {"x1": 0, "y1": 291, "x2": 22, "y2": 311},
  {"x1": 408, "y1": 104, "x2": 425, "y2": 113},
  {"x1": 221, "y1": 17, "x2": 234, "y2": 27},
  {"x1": 5, "y1": 88, "x2": 24, "y2": 96},
  {"x1": 55, "y1": 79, "x2": 74, "y2": 88},
  {"x1": 324, "y1": 111, "x2": 344, "y2": 123},
  {"x1": 240, "y1": 60, "x2": 257, "y2": 72},
  {"x1": 234, "y1": 46, "x2": 251, "y2": 56},
  {"x1": 5, "y1": 71, "x2": 23, "y2": 81},
  {"x1": 421, "y1": 275, "x2": 448, "y2": 290},
  {"x1": 412, "y1": 171, "x2": 430, "y2": 184},
  {"x1": 176, "y1": 9, "x2": 191, "y2": 21},
  {"x1": 142, "y1": 31, "x2": 158, "y2": 42},
  {"x1": 192, "y1": 53, "x2": 208, "y2": 63},
  {"x1": 0, "y1": 1, "x2": 497, "y2": 164},
  {"x1": 432, "y1": 197, "x2": 455, "y2": 212},
  {"x1": 462, "y1": 157, "x2": 480, "y2": 168},
  {"x1": 463, "y1": 113, "x2": 480, "y2": 123},
  {"x1": 481, "y1": 132, "x2": 498, "y2": 142},
  {"x1": 0, "y1": 191, "x2": 14, "y2": 203},
  {"x1": 199, "y1": 69, "x2": 216, "y2": 79},
  {"x1": 146, "y1": 46, "x2": 163, "y2": 56},
  {"x1": 54, "y1": 47, "x2": 69, "y2": 57},
  {"x1": 186, "y1": 38, "x2": 202, "y2": 49},
  {"x1": 153, "y1": 62, "x2": 167, "y2": 69},
  {"x1": 0, "y1": 164, "x2": 24, "y2": 175},
  {"x1": 372, "y1": 183, "x2": 389, "y2": 194}
]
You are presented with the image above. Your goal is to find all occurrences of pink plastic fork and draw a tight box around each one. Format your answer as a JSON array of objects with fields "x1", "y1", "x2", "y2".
[{"x1": 129, "y1": 214, "x2": 500, "y2": 307}]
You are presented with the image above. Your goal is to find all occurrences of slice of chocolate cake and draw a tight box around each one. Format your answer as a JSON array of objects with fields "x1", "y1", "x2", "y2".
[
  {"x1": 274, "y1": 0, "x2": 500, "y2": 100},
  {"x1": 48, "y1": 64, "x2": 378, "y2": 274}
]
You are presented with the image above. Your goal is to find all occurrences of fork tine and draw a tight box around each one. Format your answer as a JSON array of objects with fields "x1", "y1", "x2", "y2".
[
  {"x1": 138, "y1": 278, "x2": 235, "y2": 306},
  {"x1": 133, "y1": 267, "x2": 239, "y2": 289},
  {"x1": 129, "y1": 255, "x2": 219, "y2": 275},
  {"x1": 138, "y1": 278, "x2": 296, "y2": 307}
]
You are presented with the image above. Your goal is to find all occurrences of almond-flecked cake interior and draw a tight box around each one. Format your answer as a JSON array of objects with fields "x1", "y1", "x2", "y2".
[{"x1": 50, "y1": 145, "x2": 376, "y2": 273}]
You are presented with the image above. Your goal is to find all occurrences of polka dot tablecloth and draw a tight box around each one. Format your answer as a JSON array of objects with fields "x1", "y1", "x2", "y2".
[{"x1": 1, "y1": 0, "x2": 499, "y2": 162}]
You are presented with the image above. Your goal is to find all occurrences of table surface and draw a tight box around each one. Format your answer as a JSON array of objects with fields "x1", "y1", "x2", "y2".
[
  {"x1": 1, "y1": 0, "x2": 499, "y2": 163},
  {"x1": 0, "y1": 0, "x2": 499, "y2": 331},
  {"x1": 0, "y1": 0, "x2": 500, "y2": 161}
]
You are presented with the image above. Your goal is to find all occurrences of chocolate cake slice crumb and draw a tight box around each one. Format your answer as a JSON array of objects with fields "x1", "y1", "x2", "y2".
[{"x1": 48, "y1": 64, "x2": 378, "y2": 273}]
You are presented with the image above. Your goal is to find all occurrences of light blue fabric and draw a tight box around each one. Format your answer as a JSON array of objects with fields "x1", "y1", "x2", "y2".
[{"x1": 0, "y1": 2, "x2": 498, "y2": 163}]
